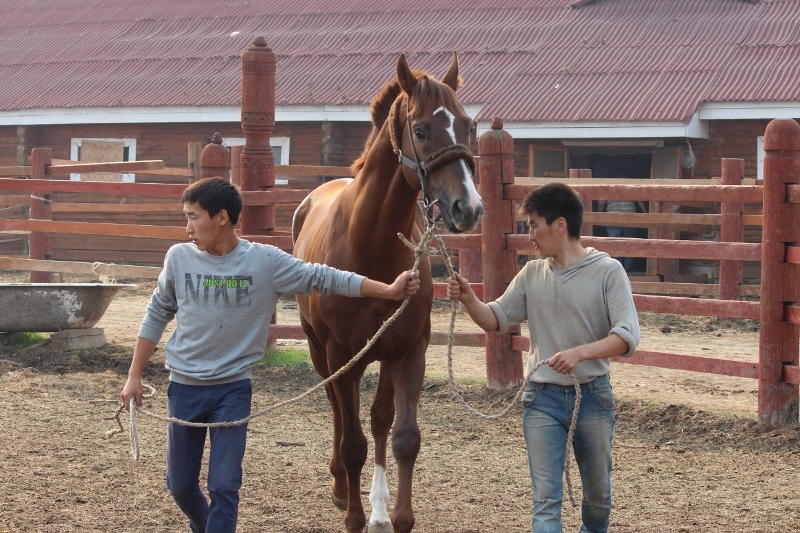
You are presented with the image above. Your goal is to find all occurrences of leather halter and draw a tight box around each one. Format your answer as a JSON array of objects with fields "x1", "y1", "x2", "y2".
[{"x1": 393, "y1": 97, "x2": 476, "y2": 223}]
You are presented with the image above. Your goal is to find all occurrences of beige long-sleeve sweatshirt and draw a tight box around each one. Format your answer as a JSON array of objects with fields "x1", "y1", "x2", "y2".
[{"x1": 488, "y1": 248, "x2": 640, "y2": 386}]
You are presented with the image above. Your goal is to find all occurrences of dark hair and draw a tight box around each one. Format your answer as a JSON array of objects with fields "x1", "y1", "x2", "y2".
[
  {"x1": 519, "y1": 183, "x2": 583, "y2": 239},
  {"x1": 181, "y1": 177, "x2": 242, "y2": 225}
]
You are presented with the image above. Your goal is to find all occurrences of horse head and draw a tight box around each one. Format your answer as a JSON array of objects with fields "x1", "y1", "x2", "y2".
[{"x1": 393, "y1": 52, "x2": 483, "y2": 233}]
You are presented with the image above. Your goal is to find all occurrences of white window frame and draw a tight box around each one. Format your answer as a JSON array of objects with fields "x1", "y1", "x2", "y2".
[
  {"x1": 757, "y1": 135, "x2": 765, "y2": 181},
  {"x1": 70, "y1": 137, "x2": 137, "y2": 182},
  {"x1": 226, "y1": 137, "x2": 291, "y2": 184}
]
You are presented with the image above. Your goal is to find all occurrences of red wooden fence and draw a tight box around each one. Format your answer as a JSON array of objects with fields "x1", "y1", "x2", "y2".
[{"x1": 0, "y1": 36, "x2": 798, "y2": 428}]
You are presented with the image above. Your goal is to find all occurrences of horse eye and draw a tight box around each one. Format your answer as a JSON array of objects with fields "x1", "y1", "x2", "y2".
[{"x1": 414, "y1": 128, "x2": 425, "y2": 140}]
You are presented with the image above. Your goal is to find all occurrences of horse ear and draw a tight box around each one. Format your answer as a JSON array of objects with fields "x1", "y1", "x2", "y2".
[
  {"x1": 397, "y1": 53, "x2": 418, "y2": 94},
  {"x1": 441, "y1": 51, "x2": 460, "y2": 91}
]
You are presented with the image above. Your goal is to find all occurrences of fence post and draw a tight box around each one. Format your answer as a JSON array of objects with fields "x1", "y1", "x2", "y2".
[
  {"x1": 759, "y1": 118, "x2": 800, "y2": 429},
  {"x1": 719, "y1": 158, "x2": 744, "y2": 301},
  {"x1": 569, "y1": 168, "x2": 593, "y2": 236},
  {"x1": 478, "y1": 118, "x2": 522, "y2": 389},
  {"x1": 239, "y1": 36, "x2": 276, "y2": 235},
  {"x1": 29, "y1": 147, "x2": 52, "y2": 283},
  {"x1": 200, "y1": 133, "x2": 231, "y2": 181}
]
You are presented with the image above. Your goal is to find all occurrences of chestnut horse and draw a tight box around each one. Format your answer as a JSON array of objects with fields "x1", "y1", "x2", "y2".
[{"x1": 291, "y1": 52, "x2": 482, "y2": 533}]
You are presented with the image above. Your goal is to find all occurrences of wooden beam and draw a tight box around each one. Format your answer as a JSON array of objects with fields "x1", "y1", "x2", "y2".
[
  {"x1": 133, "y1": 167, "x2": 195, "y2": 177},
  {"x1": 0, "y1": 195, "x2": 31, "y2": 207},
  {"x1": 51, "y1": 203, "x2": 183, "y2": 213},
  {"x1": 241, "y1": 189, "x2": 311, "y2": 206},
  {"x1": 0, "y1": 205, "x2": 27, "y2": 218},
  {"x1": 437, "y1": 233, "x2": 483, "y2": 250},
  {"x1": 0, "y1": 256, "x2": 162, "y2": 278},
  {"x1": 516, "y1": 177, "x2": 725, "y2": 186},
  {"x1": 507, "y1": 234, "x2": 762, "y2": 261},
  {"x1": 783, "y1": 365, "x2": 800, "y2": 386},
  {"x1": 786, "y1": 245, "x2": 800, "y2": 264},
  {"x1": 46, "y1": 160, "x2": 165, "y2": 175},
  {"x1": 275, "y1": 165, "x2": 353, "y2": 177},
  {"x1": 633, "y1": 294, "x2": 760, "y2": 319},
  {"x1": 583, "y1": 212, "x2": 721, "y2": 227},
  {"x1": 0, "y1": 178, "x2": 187, "y2": 196},
  {"x1": 629, "y1": 281, "x2": 760, "y2": 297},
  {"x1": 0, "y1": 166, "x2": 31, "y2": 177},
  {"x1": 612, "y1": 350, "x2": 760, "y2": 379},
  {"x1": 784, "y1": 305, "x2": 800, "y2": 325},
  {"x1": 0, "y1": 218, "x2": 187, "y2": 240},
  {"x1": 505, "y1": 183, "x2": 763, "y2": 203}
]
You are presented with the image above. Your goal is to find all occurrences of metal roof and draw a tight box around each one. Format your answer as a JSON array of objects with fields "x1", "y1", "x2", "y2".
[{"x1": 0, "y1": 0, "x2": 797, "y2": 123}]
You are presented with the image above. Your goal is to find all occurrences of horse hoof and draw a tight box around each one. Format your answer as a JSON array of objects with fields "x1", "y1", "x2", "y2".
[
  {"x1": 331, "y1": 494, "x2": 348, "y2": 511},
  {"x1": 368, "y1": 521, "x2": 393, "y2": 533}
]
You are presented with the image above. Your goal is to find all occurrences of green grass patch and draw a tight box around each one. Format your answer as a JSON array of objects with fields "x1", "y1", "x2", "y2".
[
  {"x1": 260, "y1": 347, "x2": 311, "y2": 367},
  {"x1": 7, "y1": 332, "x2": 49, "y2": 348}
]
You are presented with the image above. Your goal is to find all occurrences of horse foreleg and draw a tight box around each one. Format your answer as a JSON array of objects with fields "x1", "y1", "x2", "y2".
[
  {"x1": 334, "y1": 373, "x2": 369, "y2": 533},
  {"x1": 389, "y1": 349, "x2": 425, "y2": 533},
  {"x1": 323, "y1": 382, "x2": 348, "y2": 511},
  {"x1": 368, "y1": 365, "x2": 396, "y2": 533}
]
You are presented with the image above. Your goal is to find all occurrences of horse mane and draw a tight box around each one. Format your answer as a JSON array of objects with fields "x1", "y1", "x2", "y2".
[{"x1": 350, "y1": 68, "x2": 463, "y2": 174}]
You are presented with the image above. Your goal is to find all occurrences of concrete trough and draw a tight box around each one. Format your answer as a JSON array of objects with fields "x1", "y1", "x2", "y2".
[{"x1": 0, "y1": 283, "x2": 134, "y2": 332}]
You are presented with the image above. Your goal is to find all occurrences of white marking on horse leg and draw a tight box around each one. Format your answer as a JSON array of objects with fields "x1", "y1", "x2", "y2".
[{"x1": 368, "y1": 465, "x2": 391, "y2": 530}]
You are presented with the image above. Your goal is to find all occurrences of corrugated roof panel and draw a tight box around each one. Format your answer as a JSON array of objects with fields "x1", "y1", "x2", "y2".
[
  {"x1": 690, "y1": 1, "x2": 765, "y2": 46},
  {"x1": 580, "y1": 71, "x2": 663, "y2": 122},
  {"x1": 571, "y1": 47, "x2": 632, "y2": 74},
  {"x1": 706, "y1": 45, "x2": 785, "y2": 101},
  {"x1": 756, "y1": 44, "x2": 800, "y2": 101},
  {"x1": 616, "y1": 46, "x2": 684, "y2": 74},
  {"x1": 637, "y1": 70, "x2": 720, "y2": 121},
  {"x1": 519, "y1": 48, "x2": 587, "y2": 75},
  {"x1": 742, "y1": 0, "x2": 800, "y2": 46},
  {"x1": 669, "y1": 45, "x2": 737, "y2": 73}
]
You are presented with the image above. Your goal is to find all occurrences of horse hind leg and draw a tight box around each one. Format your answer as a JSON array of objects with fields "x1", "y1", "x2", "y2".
[{"x1": 368, "y1": 365, "x2": 396, "y2": 533}]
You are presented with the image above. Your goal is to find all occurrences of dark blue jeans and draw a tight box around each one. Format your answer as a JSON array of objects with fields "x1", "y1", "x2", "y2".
[{"x1": 166, "y1": 379, "x2": 252, "y2": 533}]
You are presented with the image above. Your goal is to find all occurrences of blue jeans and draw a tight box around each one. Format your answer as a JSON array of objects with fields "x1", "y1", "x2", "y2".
[
  {"x1": 605, "y1": 226, "x2": 637, "y2": 271},
  {"x1": 166, "y1": 379, "x2": 252, "y2": 533},
  {"x1": 522, "y1": 375, "x2": 615, "y2": 533}
]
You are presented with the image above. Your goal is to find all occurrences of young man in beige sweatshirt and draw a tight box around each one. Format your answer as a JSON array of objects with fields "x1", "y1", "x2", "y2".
[{"x1": 447, "y1": 182, "x2": 640, "y2": 533}]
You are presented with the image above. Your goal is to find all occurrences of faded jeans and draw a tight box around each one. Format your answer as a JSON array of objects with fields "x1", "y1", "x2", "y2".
[
  {"x1": 166, "y1": 379, "x2": 252, "y2": 533},
  {"x1": 522, "y1": 374, "x2": 615, "y2": 533}
]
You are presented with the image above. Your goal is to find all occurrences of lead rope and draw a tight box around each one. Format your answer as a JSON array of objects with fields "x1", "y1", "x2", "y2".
[
  {"x1": 422, "y1": 226, "x2": 581, "y2": 507},
  {"x1": 106, "y1": 228, "x2": 439, "y2": 461}
]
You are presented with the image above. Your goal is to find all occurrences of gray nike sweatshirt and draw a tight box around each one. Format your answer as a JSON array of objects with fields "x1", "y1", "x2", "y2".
[
  {"x1": 138, "y1": 239, "x2": 365, "y2": 386},
  {"x1": 488, "y1": 248, "x2": 640, "y2": 386}
]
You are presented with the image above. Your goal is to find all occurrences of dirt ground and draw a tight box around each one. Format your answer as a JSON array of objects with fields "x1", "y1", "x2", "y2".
[{"x1": 1, "y1": 274, "x2": 799, "y2": 532}]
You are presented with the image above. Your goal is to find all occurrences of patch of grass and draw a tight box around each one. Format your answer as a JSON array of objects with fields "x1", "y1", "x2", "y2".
[
  {"x1": 7, "y1": 332, "x2": 49, "y2": 348},
  {"x1": 260, "y1": 347, "x2": 310, "y2": 367}
]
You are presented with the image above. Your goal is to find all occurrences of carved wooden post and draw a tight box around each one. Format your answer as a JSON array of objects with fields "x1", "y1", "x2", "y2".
[
  {"x1": 29, "y1": 147, "x2": 52, "y2": 283},
  {"x1": 569, "y1": 168, "x2": 593, "y2": 236},
  {"x1": 719, "y1": 158, "x2": 744, "y2": 302},
  {"x1": 759, "y1": 119, "x2": 800, "y2": 429},
  {"x1": 479, "y1": 118, "x2": 522, "y2": 389},
  {"x1": 200, "y1": 133, "x2": 230, "y2": 181},
  {"x1": 240, "y1": 36, "x2": 276, "y2": 235}
]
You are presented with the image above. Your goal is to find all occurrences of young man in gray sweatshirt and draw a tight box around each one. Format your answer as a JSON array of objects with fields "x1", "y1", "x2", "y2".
[
  {"x1": 447, "y1": 183, "x2": 640, "y2": 533},
  {"x1": 120, "y1": 177, "x2": 419, "y2": 533}
]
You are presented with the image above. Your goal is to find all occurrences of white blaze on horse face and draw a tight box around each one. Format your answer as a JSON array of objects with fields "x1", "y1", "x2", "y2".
[
  {"x1": 369, "y1": 465, "x2": 391, "y2": 528},
  {"x1": 434, "y1": 106, "x2": 481, "y2": 212}
]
